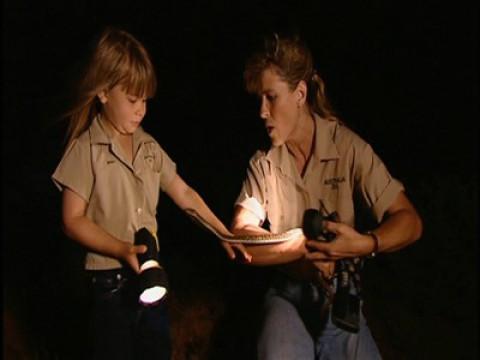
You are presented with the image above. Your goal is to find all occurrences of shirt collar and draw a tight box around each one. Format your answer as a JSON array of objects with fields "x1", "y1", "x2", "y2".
[
  {"x1": 89, "y1": 116, "x2": 155, "y2": 146},
  {"x1": 311, "y1": 113, "x2": 340, "y2": 161},
  {"x1": 265, "y1": 114, "x2": 340, "y2": 176}
]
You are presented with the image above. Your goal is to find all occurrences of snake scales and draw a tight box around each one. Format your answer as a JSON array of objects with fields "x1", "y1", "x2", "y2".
[{"x1": 185, "y1": 208, "x2": 303, "y2": 244}]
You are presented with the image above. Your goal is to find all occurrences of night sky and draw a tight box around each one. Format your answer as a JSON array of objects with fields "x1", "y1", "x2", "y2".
[{"x1": 3, "y1": 1, "x2": 478, "y2": 359}]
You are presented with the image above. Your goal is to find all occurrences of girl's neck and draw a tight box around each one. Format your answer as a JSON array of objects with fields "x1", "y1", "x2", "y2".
[
  {"x1": 100, "y1": 115, "x2": 134, "y2": 164},
  {"x1": 101, "y1": 114, "x2": 132, "y2": 139}
]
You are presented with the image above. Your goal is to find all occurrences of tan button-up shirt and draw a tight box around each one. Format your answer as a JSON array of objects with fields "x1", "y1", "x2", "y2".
[
  {"x1": 52, "y1": 117, "x2": 176, "y2": 270},
  {"x1": 236, "y1": 115, "x2": 404, "y2": 234}
]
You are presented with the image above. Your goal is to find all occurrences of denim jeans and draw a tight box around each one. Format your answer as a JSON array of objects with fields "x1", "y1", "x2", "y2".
[
  {"x1": 257, "y1": 276, "x2": 381, "y2": 360},
  {"x1": 86, "y1": 268, "x2": 171, "y2": 360}
]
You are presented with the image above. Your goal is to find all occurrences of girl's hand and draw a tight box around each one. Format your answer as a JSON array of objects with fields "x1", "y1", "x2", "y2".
[
  {"x1": 221, "y1": 241, "x2": 252, "y2": 263},
  {"x1": 120, "y1": 243, "x2": 147, "y2": 273}
]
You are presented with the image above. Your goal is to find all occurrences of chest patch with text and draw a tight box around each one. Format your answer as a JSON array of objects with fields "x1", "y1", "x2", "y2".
[{"x1": 324, "y1": 176, "x2": 345, "y2": 190}]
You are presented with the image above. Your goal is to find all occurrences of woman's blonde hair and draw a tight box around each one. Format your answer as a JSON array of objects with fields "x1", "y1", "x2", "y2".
[
  {"x1": 64, "y1": 27, "x2": 157, "y2": 146},
  {"x1": 244, "y1": 34, "x2": 338, "y2": 122}
]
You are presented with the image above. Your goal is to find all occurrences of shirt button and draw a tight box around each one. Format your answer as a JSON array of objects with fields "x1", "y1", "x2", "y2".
[{"x1": 137, "y1": 208, "x2": 143, "y2": 215}]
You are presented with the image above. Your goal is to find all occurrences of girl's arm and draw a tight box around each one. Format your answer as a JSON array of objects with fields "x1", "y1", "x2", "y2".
[
  {"x1": 163, "y1": 174, "x2": 252, "y2": 262},
  {"x1": 61, "y1": 188, "x2": 147, "y2": 272}
]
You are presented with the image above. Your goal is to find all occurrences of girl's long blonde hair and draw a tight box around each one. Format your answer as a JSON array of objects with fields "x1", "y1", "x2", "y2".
[
  {"x1": 64, "y1": 27, "x2": 157, "y2": 146},
  {"x1": 244, "y1": 33, "x2": 338, "y2": 122}
]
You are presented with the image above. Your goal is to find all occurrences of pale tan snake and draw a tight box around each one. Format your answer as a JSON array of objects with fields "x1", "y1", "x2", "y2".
[{"x1": 185, "y1": 208, "x2": 303, "y2": 244}]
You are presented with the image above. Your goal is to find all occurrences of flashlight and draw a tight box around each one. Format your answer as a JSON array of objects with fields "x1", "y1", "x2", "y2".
[{"x1": 134, "y1": 228, "x2": 168, "y2": 306}]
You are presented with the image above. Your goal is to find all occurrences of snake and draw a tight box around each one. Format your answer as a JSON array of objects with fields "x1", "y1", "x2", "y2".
[
  {"x1": 185, "y1": 208, "x2": 338, "y2": 308},
  {"x1": 185, "y1": 208, "x2": 303, "y2": 244}
]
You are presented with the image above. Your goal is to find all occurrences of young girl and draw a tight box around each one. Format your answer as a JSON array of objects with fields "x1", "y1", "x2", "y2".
[{"x1": 52, "y1": 27, "x2": 249, "y2": 360}]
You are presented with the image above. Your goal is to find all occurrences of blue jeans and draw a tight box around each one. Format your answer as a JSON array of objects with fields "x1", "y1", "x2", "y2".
[
  {"x1": 257, "y1": 276, "x2": 381, "y2": 360},
  {"x1": 86, "y1": 268, "x2": 171, "y2": 360}
]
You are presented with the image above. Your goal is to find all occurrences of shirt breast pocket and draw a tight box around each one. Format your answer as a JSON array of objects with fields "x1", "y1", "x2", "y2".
[
  {"x1": 94, "y1": 153, "x2": 119, "y2": 172},
  {"x1": 276, "y1": 172, "x2": 298, "y2": 202},
  {"x1": 93, "y1": 154, "x2": 123, "y2": 190},
  {"x1": 271, "y1": 172, "x2": 305, "y2": 231},
  {"x1": 143, "y1": 154, "x2": 156, "y2": 171}
]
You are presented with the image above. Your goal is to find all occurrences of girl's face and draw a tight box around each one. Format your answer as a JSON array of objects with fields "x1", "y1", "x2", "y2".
[
  {"x1": 98, "y1": 85, "x2": 147, "y2": 135},
  {"x1": 257, "y1": 67, "x2": 303, "y2": 146}
]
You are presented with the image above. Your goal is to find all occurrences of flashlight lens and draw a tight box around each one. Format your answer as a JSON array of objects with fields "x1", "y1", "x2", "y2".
[{"x1": 139, "y1": 286, "x2": 167, "y2": 305}]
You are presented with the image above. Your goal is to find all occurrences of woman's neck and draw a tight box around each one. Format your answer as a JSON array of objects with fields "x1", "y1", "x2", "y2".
[{"x1": 286, "y1": 110, "x2": 315, "y2": 164}]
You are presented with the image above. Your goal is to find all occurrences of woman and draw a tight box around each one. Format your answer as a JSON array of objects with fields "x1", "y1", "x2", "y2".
[{"x1": 230, "y1": 34, "x2": 422, "y2": 359}]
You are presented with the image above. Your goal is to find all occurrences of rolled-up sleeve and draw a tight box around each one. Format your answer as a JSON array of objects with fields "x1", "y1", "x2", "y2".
[
  {"x1": 52, "y1": 138, "x2": 94, "y2": 203},
  {"x1": 235, "y1": 154, "x2": 267, "y2": 222},
  {"x1": 354, "y1": 142, "x2": 404, "y2": 222}
]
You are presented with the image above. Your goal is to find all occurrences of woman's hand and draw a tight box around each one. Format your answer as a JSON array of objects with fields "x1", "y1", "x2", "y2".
[
  {"x1": 310, "y1": 259, "x2": 336, "y2": 280},
  {"x1": 305, "y1": 221, "x2": 375, "y2": 261}
]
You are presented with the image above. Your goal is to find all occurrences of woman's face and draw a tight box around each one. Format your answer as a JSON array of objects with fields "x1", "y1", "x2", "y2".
[
  {"x1": 257, "y1": 67, "x2": 302, "y2": 146},
  {"x1": 99, "y1": 85, "x2": 147, "y2": 135}
]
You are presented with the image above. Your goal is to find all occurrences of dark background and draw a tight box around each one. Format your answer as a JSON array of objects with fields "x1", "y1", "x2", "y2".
[{"x1": 3, "y1": 0, "x2": 478, "y2": 359}]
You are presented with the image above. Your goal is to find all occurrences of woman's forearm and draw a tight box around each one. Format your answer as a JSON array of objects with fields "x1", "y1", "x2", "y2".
[
  {"x1": 242, "y1": 240, "x2": 307, "y2": 266},
  {"x1": 372, "y1": 208, "x2": 423, "y2": 253},
  {"x1": 368, "y1": 191, "x2": 423, "y2": 254},
  {"x1": 231, "y1": 223, "x2": 307, "y2": 266}
]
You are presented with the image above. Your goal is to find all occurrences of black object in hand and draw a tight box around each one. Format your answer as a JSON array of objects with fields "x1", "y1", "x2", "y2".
[
  {"x1": 134, "y1": 228, "x2": 168, "y2": 305},
  {"x1": 135, "y1": 227, "x2": 160, "y2": 264},
  {"x1": 302, "y1": 209, "x2": 339, "y2": 241}
]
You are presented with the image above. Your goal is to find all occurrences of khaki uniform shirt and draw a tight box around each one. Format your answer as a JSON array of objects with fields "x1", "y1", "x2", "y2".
[
  {"x1": 236, "y1": 115, "x2": 404, "y2": 234},
  {"x1": 52, "y1": 117, "x2": 176, "y2": 270}
]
